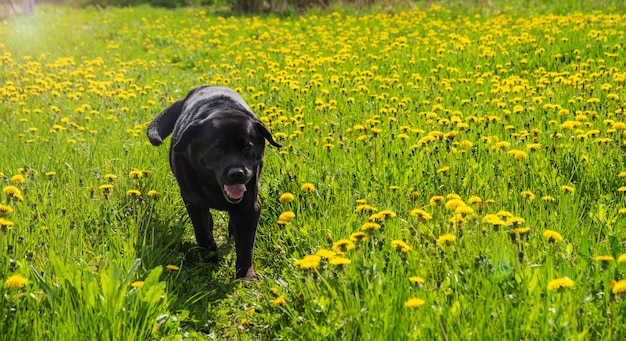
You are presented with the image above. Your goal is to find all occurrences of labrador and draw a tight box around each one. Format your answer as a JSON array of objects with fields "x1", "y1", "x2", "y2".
[{"x1": 147, "y1": 86, "x2": 281, "y2": 279}]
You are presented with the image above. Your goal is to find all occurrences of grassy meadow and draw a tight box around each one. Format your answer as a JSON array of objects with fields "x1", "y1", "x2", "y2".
[{"x1": 2, "y1": 2, "x2": 626, "y2": 339}]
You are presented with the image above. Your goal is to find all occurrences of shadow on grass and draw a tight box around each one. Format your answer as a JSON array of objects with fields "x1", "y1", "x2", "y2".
[{"x1": 135, "y1": 211, "x2": 239, "y2": 334}]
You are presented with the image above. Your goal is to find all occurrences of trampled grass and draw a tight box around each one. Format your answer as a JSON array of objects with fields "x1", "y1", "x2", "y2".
[{"x1": 1, "y1": 2, "x2": 626, "y2": 339}]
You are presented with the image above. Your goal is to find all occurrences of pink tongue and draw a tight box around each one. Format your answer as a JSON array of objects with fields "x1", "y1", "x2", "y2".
[{"x1": 224, "y1": 184, "x2": 246, "y2": 199}]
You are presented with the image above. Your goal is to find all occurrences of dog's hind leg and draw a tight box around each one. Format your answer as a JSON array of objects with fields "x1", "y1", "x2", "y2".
[{"x1": 185, "y1": 201, "x2": 218, "y2": 260}]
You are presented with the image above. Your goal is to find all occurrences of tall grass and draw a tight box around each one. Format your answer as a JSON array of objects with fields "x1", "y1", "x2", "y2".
[{"x1": 1, "y1": 2, "x2": 626, "y2": 339}]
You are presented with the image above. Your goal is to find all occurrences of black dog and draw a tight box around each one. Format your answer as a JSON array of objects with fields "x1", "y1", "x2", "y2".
[{"x1": 147, "y1": 86, "x2": 281, "y2": 279}]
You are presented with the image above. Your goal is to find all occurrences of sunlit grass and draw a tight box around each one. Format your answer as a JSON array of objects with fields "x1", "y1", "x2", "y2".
[{"x1": 2, "y1": 3, "x2": 626, "y2": 339}]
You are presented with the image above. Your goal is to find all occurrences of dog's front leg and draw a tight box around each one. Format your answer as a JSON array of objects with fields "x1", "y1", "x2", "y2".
[
  {"x1": 229, "y1": 201, "x2": 261, "y2": 279},
  {"x1": 185, "y1": 201, "x2": 218, "y2": 259}
]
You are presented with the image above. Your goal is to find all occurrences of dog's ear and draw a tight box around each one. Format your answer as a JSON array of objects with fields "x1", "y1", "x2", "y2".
[
  {"x1": 147, "y1": 87, "x2": 206, "y2": 146},
  {"x1": 172, "y1": 120, "x2": 203, "y2": 154},
  {"x1": 255, "y1": 121, "x2": 282, "y2": 148},
  {"x1": 147, "y1": 99, "x2": 185, "y2": 146}
]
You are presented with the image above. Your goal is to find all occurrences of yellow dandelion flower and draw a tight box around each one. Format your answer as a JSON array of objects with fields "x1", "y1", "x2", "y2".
[
  {"x1": 543, "y1": 230, "x2": 563, "y2": 243},
  {"x1": 482, "y1": 214, "x2": 506, "y2": 226},
  {"x1": 547, "y1": 277, "x2": 575, "y2": 290},
  {"x1": 521, "y1": 191, "x2": 536, "y2": 200},
  {"x1": 147, "y1": 190, "x2": 162, "y2": 199},
  {"x1": 468, "y1": 196, "x2": 482, "y2": 204},
  {"x1": 378, "y1": 209, "x2": 397, "y2": 218},
  {"x1": 580, "y1": 155, "x2": 590, "y2": 164},
  {"x1": 506, "y1": 216, "x2": 526, "y2": 225},
  {"x1": 279, "y1": 192, "x2": 295, "y2": 204},
  {"x1": 278, "y1": 211, "x2": 296, "y2": 223},
  {"x1": 329, "y1": 256, "x2": 351, "y2": 266},
  {"x1": 409, "y1": 276, "x2": 426, "y2": 284},
  {"x1": 397, "y1": 133, "x2": 410, "y2": 140},
  {"x1": 355, "y1": 204, "x2": 378, "y2": 213},
  {"x1": 526, "y1": 143, "x2": 541, "y2": 151},
  {"x1": 350, "y1": 231, "x2": 368, "y2": 242},
  {"x1": 129, "y1": 170, "x2": 143, "y2": 179},
  {"x1": 10, "y1": 174, "x2": 26, "y2": 184},
  {"x1": 104, "y1": 173, "x2": 118, "y2": 181},
  {"x1": 0, "y1": 217, "x2": 15, "y2": 230},
  {"x1": 45, "y1": 171, "x2": 56, "y2": 179},
  {"x1": 437, "y1": 166, "x2": 450, "y2": 173},
  {"x1": 315, "y1": 249, "x2": 337, "y2": 259},
  {"x1": 512, "y1": 227, "x2": 531, "y2": 235},
  {"x1": 404, "y1": 297, "x2": 426, "y2": 308},
  {"x1": 618, "y1": 253, "x2": 626, "y2": 263},
  {"x1": 459, "y1": 140, "x2": 473, "y2": 149},
  {"x1": 619, "y1": 186, "x2": 626, "y2": 193},
  {"x1": 4, "y1": 274, "x2": 28, "y2": 289},
  {"x1": 449, "y1": 214, "x2": 466, "y2": 225},
  {"x1": 332, "y1": 239, "x2": 355, "y2": 253},
  {"x1": 391, "y1": 240, "x2": 412, "y2": 253},
  {"x1": 369, "y1": 213, "x2": 386, "y2": 222},
  {"x1": 508, "y1": 149, "x2": 528, "y2": 160},
  {"x1": 607, "y1": 94, "x2": 620, "y2": 101},
  {"x1": 3, "y1": 186, "x2": 24, "y2": 201},
  {"x1": 496, "y1": 210, "x2": 514, "y2": 218},
  {"x1": 541, "y1": 195, "x2": 556, "y2": 202},
  {"x1": 272, "y1": 296, "x2": 286, "y2": 306},
  {"x1": 126, "y1": 189, "x2": 141, "y2": 197},
  {"x1": 300, "y1": 183, "x2": 315, "y2": 192},
  {"x1": 166, "y1": 264, "x2": 180, "y2": 271},
  {"x1": 612, "y1": 280, "x2": 626, "y2": 294},
  {"x1": 131, "y1": 281, "x2": 144, "y2": 288},
  {"x1": 361, "y1": 222, "x2": 381, "y2": 231},
  {"x1": 618, "y1": 171, "x2": 626, "y2": 178},
  {"x1": 0, "y1": 204, "x2": 14, "y2": 215},
  {"x1": 444, "y1": 199, "x2": 465, "y2": 211},
  {"x1": 294, "y1": 255, "x2": 321, "y2": 270},
  {"x1": 410, "y1": 208, "x2": 433, "y2": 222},
  {"x1": 561, "y1": 185, "x2": 575, "y2": 194},
  {"x1": 436, "y1": 233, "x2": 456, "y2": 246},
  {"x1": 595, "y1": 255, "x2": 614, "y2": 262},
  {"x1": 454, "y1": 205, "x2": 474, "y2": 216},
  {"x1": 429, "y1": 196, "x2": 445, "y2": 206}
]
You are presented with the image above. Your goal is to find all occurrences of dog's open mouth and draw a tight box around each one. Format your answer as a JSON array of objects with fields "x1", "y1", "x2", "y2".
[{"x1": 223, "y1": 184, "x2": 246, "y2": 203}]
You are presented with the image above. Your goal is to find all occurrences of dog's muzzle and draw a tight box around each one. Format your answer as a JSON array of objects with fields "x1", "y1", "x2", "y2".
[{"x1": 221, "y1": 167, "x2": 249, "y2": 203}]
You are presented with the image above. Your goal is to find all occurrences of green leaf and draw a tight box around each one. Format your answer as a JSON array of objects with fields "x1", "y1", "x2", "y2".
[{"x1": 30, "y1": 265, "x2": 61, "y2": 302}]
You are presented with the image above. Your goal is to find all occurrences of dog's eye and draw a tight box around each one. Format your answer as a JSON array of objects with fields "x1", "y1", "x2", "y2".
[
  {"x1": 212, "y1": 147, "x2": 223, "y2": 155},
  {"x1": 243, "y1": 143, "x2": 253, "y2": 152}
]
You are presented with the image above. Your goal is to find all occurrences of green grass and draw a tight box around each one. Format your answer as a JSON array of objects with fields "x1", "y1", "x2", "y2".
[{"x1": 2, "y1": 2, "x2": 626, "y2": 340}]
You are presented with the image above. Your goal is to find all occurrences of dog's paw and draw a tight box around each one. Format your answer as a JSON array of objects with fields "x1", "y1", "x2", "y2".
[{"x1": 236, "y1": 268, "x2": 258, "y2": 281}]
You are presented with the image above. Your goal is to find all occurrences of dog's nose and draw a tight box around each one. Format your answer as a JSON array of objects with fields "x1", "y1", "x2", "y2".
[{"x1": 228, "y1": 168, "x2": 246, "y2": 181}]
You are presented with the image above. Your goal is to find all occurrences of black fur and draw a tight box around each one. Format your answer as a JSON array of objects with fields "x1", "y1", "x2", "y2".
[{"x1": 147, "y1": 86, "x2": 281, "y2": 279}]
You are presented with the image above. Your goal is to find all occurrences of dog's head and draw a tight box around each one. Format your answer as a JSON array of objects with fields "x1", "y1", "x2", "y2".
[{"x1": 173, "y1": 110, "x2": 281, "y2": 204}]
